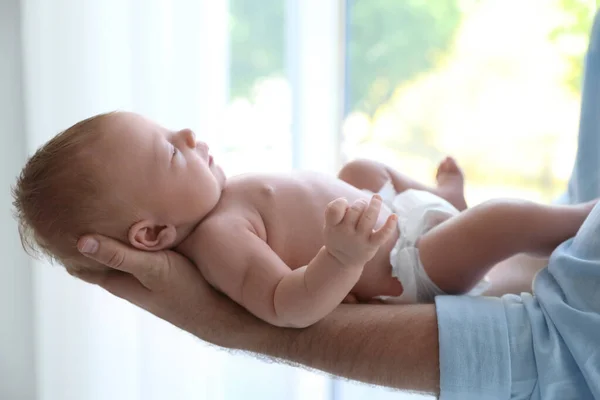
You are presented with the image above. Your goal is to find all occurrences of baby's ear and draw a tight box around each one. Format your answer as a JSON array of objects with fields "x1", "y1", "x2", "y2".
[{"x1": 128, "y1": 220, "x2": 177, "y2": 251}]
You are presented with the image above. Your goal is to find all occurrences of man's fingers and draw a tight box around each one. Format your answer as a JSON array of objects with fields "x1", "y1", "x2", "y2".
[
  {"x1": 70, "y1": 267, "x2": 151, "y2": 307},
  {"x1": 325, "y1": 198, "x2": 348, "y2": 226},
  {"x1": 370, "y1": 214, "x2": 397, "y2": 245},
  {"x1": 357, "y1": 194, "x2": 382, "y2": 234},
  {"x1": 78, "y1": 236, "x2": 130, "y2": 271},
  {"x1": 100, "y1": 271, "x2": 151, "y2": 307},
  {"x1": 67, "y1": 267, "x2": 107, "y2": 285},
  {"x1": 77, "y1": 235, "x2": 168, "y2": 290}
]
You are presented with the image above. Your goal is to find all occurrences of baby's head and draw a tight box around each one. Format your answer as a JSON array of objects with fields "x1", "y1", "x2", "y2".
[{"x1": 13, "y1": 111, "x2": 225, "y2": 273}]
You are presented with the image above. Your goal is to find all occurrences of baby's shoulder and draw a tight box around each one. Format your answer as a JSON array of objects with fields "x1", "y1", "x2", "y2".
[
  {"x1": 184, "y1": 213, "x2": 262, "y2": 287},
  {"x1": 191, "y1": 212, "x2": 258, "y2": 255}
]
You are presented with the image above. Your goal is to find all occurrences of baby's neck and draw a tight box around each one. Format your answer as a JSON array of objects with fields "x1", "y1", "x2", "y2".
[{"x1": 171, "y1": 219, "x2": 201, "y2": 250}]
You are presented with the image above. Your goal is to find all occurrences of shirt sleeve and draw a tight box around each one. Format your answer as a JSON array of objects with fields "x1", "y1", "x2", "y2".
[
  {"x1": 436, "y1": 204, "x2": 600, "y2": 400},
  {"x1": 435, "y1": 295, "x2": 512, "y2": 400}
]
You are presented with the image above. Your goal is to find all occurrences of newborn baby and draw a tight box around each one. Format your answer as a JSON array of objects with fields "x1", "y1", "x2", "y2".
[{"x1": 13, "y1": 111, "x2": 596, "y2": 328}]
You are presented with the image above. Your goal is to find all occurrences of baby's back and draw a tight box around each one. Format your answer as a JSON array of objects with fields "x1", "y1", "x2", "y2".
[{"x1": 186, "y1": 171, "x2": 402, "y2": 301}]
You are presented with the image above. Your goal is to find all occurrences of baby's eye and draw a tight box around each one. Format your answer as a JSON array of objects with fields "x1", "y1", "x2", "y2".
[{"x1": 172, "y1": 146, "x2": 178, "y2": 157}]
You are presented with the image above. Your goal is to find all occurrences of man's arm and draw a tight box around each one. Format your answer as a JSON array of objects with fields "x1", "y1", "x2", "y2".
[
  {"x1": 262, "y1": 303, "x2": 440, "y2": 394},
  {"x1": 74, "y1": 234, "x2": 440, "y2": 395}
]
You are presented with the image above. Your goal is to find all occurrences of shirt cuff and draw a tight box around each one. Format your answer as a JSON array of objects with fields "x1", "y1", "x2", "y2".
[{"x1": 436, "y1": 295, "x2": 511, "y2": 400}]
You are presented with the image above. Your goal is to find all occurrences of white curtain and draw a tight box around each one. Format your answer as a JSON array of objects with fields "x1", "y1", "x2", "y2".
[{"x1": 2, "y1": 0, "x2": 430, "y2": 398}]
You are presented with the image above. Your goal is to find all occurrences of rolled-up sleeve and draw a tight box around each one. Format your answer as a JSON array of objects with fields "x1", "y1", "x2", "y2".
[
  {"x1": 436, "y1": 295, "x2": 512, "y2": 400},
  {"x1": 436, "y1": 204, "x2": 600, "y2": 399}
]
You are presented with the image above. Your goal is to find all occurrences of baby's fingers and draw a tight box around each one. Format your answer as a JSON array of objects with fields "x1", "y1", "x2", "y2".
[
  {"x1": 344, "y1": 199, "x2": 368, "y2": 228},
  {"x1": 370, "y1": 214, "x2": 397, "y2": 245},
  {"x1": 357, "y1": 194, "x2": 382, "y2": 234},
  {"x1": 325, "y1": 198, "x2": 348, "y2": 227}
]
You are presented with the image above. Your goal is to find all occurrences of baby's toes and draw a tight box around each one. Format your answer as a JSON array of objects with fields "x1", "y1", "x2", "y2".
[{"x1": 444, "y1": 157, "x2": 461, "y2": 173}]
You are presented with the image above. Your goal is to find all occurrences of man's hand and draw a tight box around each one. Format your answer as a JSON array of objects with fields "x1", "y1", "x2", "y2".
[
  {"x1": 74, "y1": 234, "x2": 440, "y2": 394},
  {"x1": 74, "y1": 235, "x2": 264, "y2": 349},
  {"x1": 324, "y1": 194, "x2": 397, "y2": 268}
]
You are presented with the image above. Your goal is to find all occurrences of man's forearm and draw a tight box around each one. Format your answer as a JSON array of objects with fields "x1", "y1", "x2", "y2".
[{"x1": 235, "y1": 303, "x2": 440, "y2": 395}]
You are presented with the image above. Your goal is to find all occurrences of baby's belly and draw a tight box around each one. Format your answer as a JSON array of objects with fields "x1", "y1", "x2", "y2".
[{"x1": 351, "y1": 227, "x2": 404, "y2": 301}]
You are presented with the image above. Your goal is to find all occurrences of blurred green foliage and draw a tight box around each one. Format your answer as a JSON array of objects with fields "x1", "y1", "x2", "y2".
[
  {"x1": 229, "y1": 0, "x2": 462, "y2": 115},
  {"x1": 550, "y1": 0, "x2": 596, "y2": 91}
]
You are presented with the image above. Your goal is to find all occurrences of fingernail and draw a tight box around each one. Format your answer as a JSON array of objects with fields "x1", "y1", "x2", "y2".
[{"x1": 79, "y1": 238, "x2": 99, "y2": 254}]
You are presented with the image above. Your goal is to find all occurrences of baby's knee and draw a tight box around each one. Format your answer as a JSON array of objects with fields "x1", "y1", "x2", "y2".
[
  {"x1": 338, "y1": 159, "x2": 388, "y2": 192},
  {"x1": 338, "y1": 159, "x2": 375, "y2": 181}
]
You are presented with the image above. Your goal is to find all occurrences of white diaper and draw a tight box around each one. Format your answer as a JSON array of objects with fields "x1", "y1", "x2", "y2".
[{"x1": 368, "y1": 182, "x2": 490, "y2": 304}]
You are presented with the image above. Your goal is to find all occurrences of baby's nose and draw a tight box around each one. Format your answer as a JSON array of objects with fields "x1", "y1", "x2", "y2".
[{"x1": 180, "y1": 128, "x2": 196, "y2": 148}]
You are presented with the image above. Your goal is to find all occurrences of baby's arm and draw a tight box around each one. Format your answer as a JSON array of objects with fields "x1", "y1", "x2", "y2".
[
  {"x1": 202, "y1": 196, "x2": 396, "y2": 328},
  {"x1": 244, "y1": 239, "x2": 361, "y2": 328}
]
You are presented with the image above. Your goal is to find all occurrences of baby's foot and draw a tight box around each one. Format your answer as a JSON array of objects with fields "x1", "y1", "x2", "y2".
[{"x1": 435, "y1": 156, "x2": 468, "y2": 211}]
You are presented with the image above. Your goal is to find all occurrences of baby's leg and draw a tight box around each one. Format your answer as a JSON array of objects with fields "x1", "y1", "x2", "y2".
[
  {"x1": 482, "y1": 253, "x2": 549, "y2": 296},
  {"x1": 417, "y1": 198, "x2": 597, "y2": 294},
  {"x1": 435, "y1": 157, "x2": 467, "y2": 211},
  {"x1": 338, "y1": 157, "x2": 468, "y2": 211}
]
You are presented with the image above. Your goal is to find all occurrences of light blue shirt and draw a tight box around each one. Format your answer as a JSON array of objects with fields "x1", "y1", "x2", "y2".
[{"x1": 436, "y1": 10, "x2": 600, "y2": 400}]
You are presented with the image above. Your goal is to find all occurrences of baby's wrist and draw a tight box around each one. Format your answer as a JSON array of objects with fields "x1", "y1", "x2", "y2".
[{"x1": 323, "y1": 246, "x2": 363, "y2": 270}]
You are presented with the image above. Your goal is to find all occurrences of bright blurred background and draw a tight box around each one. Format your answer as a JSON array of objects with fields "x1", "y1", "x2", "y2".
[{"x1": 0, "y1": 0, "x2": 596, "y2": 399}]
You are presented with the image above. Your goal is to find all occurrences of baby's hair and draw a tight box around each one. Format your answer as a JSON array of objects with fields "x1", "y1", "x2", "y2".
[{"x1": 12, "y1": 111, "x2": 119, "y2": 272}]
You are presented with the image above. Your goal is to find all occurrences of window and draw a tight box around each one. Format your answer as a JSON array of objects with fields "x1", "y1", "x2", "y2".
[
  {"x1": 220, "y1": 0, "x2": 293, "y2": 175},
  {"x1": 342, "y1": 0, "x2": 594, "y2": 205},
  {"x1": 334, "y1": 0, "x2": 594, "y2": 397}
]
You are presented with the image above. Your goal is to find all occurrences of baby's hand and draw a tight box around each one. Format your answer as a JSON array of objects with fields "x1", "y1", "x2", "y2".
[{"x1": 324, "y1": 195, "x2": 397, "y2": 269}]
